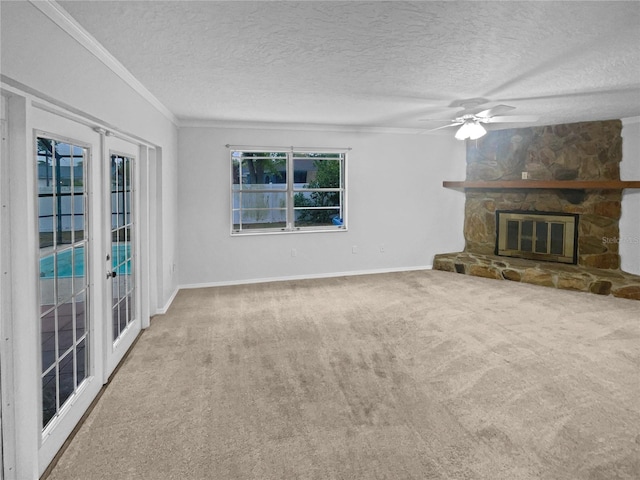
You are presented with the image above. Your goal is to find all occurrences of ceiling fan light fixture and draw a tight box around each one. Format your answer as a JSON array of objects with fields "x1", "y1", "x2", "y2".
[
  {"x1": 454, "y1": 121, "x2": 473, "y2": 140},
  {"x1": 468, "y1": 121, "x2": 487, "y2": 140},
  {"x1": 455, "y1": 120, "x2": 487, "y2": 140}
]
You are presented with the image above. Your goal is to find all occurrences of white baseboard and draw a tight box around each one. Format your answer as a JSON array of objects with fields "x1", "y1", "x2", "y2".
[
  {"x1": 178, "y1": 265, "x2": 433, "y2": 291},
  {"x1": 154, "y1": 287, "x2": 179, "y2": 315},
  {"x1": 153, "y1": 267, "x2": 435, "y2": 316}
]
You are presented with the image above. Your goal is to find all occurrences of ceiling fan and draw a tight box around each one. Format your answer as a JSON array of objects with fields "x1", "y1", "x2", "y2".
[{"x1": 421, "y1": 103, "x2": 538, "y2": 140}]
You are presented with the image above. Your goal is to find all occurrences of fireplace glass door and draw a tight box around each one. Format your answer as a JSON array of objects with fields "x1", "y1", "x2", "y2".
[{"x1": 496, "y1": 211, "x2": 578, "y2": 264}]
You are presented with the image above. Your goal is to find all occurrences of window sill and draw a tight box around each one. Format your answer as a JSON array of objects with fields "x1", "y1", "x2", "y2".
[{"x1": 231, "y1": 226, "x2": 347, "y2": 236}]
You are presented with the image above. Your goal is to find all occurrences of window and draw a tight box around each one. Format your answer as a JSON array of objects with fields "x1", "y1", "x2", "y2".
[{"x1": 231, "y1": 148, "x2": 347, "y2": 234}]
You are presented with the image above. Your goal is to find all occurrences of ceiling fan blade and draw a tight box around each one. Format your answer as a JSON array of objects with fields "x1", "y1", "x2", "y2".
[
  {"x1": 425, "y1": 122, "x2": 463, "y2": 132},
  {"x1": 417, "y1": 118, "x2": 459, "y2": 123},
  {"x1": 484, "y1": 115, "x2": 539, "y2": 123},
  {"x1": 475, "y1": 104, "x2": 516, "y2": 118}
]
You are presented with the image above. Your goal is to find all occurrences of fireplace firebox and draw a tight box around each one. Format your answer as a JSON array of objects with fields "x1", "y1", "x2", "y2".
[{"x1": 496, "y1": 211, "x2": 579, "y2": 264}]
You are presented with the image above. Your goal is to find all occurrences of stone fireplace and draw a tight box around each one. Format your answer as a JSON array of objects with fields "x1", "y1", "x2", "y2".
[{"x1": 434, "y1": 120, "x2": 640, "y2": 300}]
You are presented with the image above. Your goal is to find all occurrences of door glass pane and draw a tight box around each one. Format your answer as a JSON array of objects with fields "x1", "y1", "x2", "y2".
[
  {"x1": 76, "y1": 338, "x2": 87, "y2": 387},
  {"x1": 124, "y1": 225, "x2": 131, "y2": 248},
  {"x1": 112, "y1": 274, "x2": 120, "y2": 308},
  {"x1": 550, "y1": 223, "x2": 565, "y2": 255},
  {"x1": 58, "y1": 352, "x2": 74, "y2": 407},
  {"x1": 41, "y1": 309, "x2": 56, "y2": 373},
  {"x1": 110, "y1": 153, "x2": 135, "y2": 343},
  {"x1": 59, "y1": 194, "x2": 72, "y2": 244},
  {"x1": 73, "y1": 246, "x2": 85, "y2": 295},
  {"x1": 37, "y1": 138, "x2": 55, "y2": 249},
  {"x1": 42, "y1": 369, "x2": 57, "y2": 428},
  {"x1": 57, "y1": 300, "x2": 74, "y2": 356},
  {"x1": 112, "y1": 300, "x2": 120, "y2": 341},
  {"x1": 37, "y1": 136, "x2": 90, "y2": 430},
  {"x1": 124, "y1": 157, "x2": 131, "y2": 224},
  {"x1": 72, "y1": 147, "x2": 85, "y2": 242},
  {"x1": 119, "y1": 298, "x2": 127, "y2": 334},
  {"x1": 521, "y1": 220, "x2": 533, "y2": 252},
  {"x1": 127, "y1": 293, "x2": 134, "y2": 326},
  {"x1": 38, "y1": 194, "x2": 55, "y2": 249},
  {"x1": 40, "y1": 254, "x2": 55, "y2": 309},
  {"x1": 506, "y1": 220, "x2": 519, "y2": 250},
  {"x1": 54, "y1": 142, "x2": 73, "y2": 246},
  {"x1": 75, "y1": 290, "x2": 86, "y2": 339},
  {"x1": 73, "y1": 194, "x2": 85, "y2": 242},
  {"x1": 535, "y1": 221, "x2": 548, "y2": 253},
  {"x1": 56, "y1": 249, "x2": 72, "y2": 304}
]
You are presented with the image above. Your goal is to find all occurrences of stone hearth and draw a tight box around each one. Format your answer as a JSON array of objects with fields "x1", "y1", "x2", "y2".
[
  {"x1": 434, "y1": 252, "x2": 640, "y2": 300},
  {"x1": 434, "y1": 120, "x2": 640, "y2": 300}
]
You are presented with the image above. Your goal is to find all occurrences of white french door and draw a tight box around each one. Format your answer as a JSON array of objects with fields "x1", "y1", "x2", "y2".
[
  {"x1": 32, "y1": 108, "x2": 104, "y2": 472},
  {"x1": 37, "y1": 135, "x2": 92, "y2": 428},
  {"x1": 1, "y1": 90, "x2": 153, "y2": 478},
  {"x1": 31, "y1": 108, "x2": 143, "y2": 474},
  {"x1": 104, "y1": 137, "x2": 141, "y2": 378}
]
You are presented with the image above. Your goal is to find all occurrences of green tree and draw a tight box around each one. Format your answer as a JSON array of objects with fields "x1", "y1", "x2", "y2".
[
  {"x1": 294, "y1": 158, "x2": 341, "y2": 225},
  {"x1": 233, "y1": 152, "x2": 286, "y2": 185}
]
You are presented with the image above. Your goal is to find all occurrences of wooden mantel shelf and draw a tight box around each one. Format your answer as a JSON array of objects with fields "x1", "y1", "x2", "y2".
[{"x1": 443, "y1": 180, "x2": 640, "y2": 190}]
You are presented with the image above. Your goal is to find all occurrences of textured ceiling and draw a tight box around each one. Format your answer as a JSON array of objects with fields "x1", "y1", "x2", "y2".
[{"x1": 58, "y1": 1, "x2": 640, "y2": 130}]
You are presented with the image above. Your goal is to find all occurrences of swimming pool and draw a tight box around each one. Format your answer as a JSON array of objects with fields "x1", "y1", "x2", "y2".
[{"x1": 40, "y1": 245, "x2": 131, "y2": 279}]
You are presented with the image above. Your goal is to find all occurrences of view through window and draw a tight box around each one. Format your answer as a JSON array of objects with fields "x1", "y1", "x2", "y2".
[{"x1": 231, "y1": 149, "x2": 347, "y2": 234}]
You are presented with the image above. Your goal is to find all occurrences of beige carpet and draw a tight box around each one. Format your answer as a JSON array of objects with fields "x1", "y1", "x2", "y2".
[{"x1": 47, "y1": 270, "x2": 640, "y2": 480}]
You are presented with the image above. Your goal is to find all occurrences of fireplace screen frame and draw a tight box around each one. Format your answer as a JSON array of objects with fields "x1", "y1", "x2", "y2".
[{"x1": 495, "y1": 210, "x2": 579, "y2": 264}]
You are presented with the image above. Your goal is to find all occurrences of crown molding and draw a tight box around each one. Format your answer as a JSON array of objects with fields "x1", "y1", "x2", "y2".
[
  {"x1": 178, "y1": 118, "x2": 429, "y2": 135},
  {"x1": 180, "y1": 116, "x2": 640, "y2": 135},
  {"x1": 29, "y1": 0, "x2": 178, "y2": 126}
]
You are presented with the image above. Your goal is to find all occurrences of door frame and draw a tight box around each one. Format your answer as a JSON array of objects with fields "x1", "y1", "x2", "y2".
[{"x1": 0, "y1": 93, "x2": 9, "y2": 480}]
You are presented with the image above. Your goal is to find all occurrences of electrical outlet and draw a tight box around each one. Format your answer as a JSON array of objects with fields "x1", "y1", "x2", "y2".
[
  {"x1": 521, "y1": 171, "x2": 529, "y2": 180},
  {"x1": 352, "y1": 245, "x2": 358, "y2": 254},
  {"x1": 291, "y1": 248, "x2": 297, "y2": 257}
]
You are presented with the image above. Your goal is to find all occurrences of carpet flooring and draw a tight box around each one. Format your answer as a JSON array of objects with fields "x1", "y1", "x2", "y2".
[{"x1": 46, "y1": 270, "x2": 640, "y2": 480}]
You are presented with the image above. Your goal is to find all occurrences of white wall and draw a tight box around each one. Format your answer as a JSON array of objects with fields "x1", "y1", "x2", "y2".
[
  {"x1": 0, "y1": 0, "x2": 180, "y2": 309},
  {"x1": 1, "y1": 2, "x2": 180, "y2": 477},
  {"x1": 621, "y1": 118, "x2": 640, "y2": 275},
  {"x1": 178, "y1": 126, "x2": 466, "y2": 287}
]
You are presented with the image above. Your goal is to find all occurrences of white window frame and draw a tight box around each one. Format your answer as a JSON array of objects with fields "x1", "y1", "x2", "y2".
[{"x1": 229, "y1": 146, "x2": 348, "y2": 235}]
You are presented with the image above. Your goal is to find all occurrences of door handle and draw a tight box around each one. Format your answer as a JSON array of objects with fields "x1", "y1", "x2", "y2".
[{"x1": 107, "y1": 271, "x2": 118, "y2": 279}]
